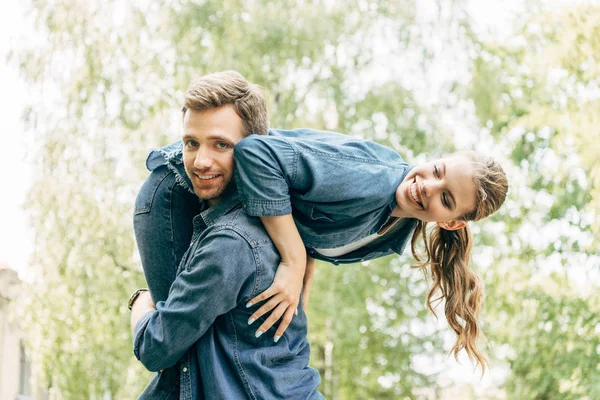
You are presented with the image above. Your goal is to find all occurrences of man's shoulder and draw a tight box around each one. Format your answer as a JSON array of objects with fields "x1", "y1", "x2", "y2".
[
  {"x1": 186, "y1": 208, "x2": 279, "y2": 289},
  {"x1": 204, "y1": 207, "x2": 274, "y2": 250}
]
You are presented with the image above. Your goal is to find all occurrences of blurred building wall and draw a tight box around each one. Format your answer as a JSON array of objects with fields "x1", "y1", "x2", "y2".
[{"x1": 0, "y1": 264, "x2": 46, "y2": 400}]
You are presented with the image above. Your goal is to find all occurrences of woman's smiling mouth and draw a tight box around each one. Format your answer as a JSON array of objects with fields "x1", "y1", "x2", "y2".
[{"x1": 408, "y1": 180, "x2": 424, "y2": 209}]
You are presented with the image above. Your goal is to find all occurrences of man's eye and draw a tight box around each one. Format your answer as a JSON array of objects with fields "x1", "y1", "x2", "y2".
[
  {"x1": 216, "y1": 142, "x2": 229, "y2": 149},
  {"x1": 185, "y1": 140, "x2": 198, "y2": 148}
]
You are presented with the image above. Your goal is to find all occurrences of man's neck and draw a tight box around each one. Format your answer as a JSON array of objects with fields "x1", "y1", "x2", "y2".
[{"x1": 207, "y1": 199, "x2": 220, "y2": 208}]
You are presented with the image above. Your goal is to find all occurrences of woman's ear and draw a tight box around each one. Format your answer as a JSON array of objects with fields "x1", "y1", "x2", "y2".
[{"x1": 437, "y1": 220, "x2": 467, "y2": 231}]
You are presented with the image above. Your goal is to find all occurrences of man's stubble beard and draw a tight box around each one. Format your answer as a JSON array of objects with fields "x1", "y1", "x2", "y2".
[{"x1": 192, "y1": 180, "x2": 236, "y2": 203}]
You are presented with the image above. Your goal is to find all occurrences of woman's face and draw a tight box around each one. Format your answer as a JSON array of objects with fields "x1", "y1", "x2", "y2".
[{"x1": 392, "y1": 154, "x2": 478, "y2": 228}]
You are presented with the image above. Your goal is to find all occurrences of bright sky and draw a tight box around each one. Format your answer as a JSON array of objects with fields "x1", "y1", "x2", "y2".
[{"x1": 0, "y1": 1, "x2": 31, "y2": 274}]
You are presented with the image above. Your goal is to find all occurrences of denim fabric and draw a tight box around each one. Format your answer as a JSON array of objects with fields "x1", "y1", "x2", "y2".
[
  {"x1": 149, "y1": 128, "x2": 417, "y2": 265},
  {"x1": 133, "y1": 165, "x2": 205, "y2": 400},
  {"x1": 133, "y1": 193, "x2": 323, "y2": 400},
  {"x1": 136, "y1": 366, "x2": 180, "y2": 400},
  {"x1": 146, "y1": 139, "x2": 195, "y2": 195},
  {"x1": 134, "y1": 165, "x2": 205, "y2": 303},
  {"x1": 234, "y1": 129, "x2": 417, "y2": 262}
]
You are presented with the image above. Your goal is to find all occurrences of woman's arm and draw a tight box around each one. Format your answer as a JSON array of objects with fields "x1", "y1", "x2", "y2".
[
  {"x1": 235, "y1": 135, "x2": 309, "y2": 340},
  {"x1": 246, "y1": 214, "x2": 308, "y2": 341},
  {"x1": 302, "y1": 255, "x2": 316, "y2": 311},
  {"x1": 234, "y1": 131, "x2": 404, "y2": 338}
]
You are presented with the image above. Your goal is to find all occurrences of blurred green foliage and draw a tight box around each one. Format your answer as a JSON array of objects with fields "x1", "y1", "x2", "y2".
[
  {"x1": 12, "y1": 0, "x2": 599, "y2": 399},
  {"x1": 469, "y1": 5, "x2": 600, "y2": 399}
]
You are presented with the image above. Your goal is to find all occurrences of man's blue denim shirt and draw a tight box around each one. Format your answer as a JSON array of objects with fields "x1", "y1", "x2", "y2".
[
  {"x1": 148, "y1": 128, "x2": 417, "y2": 265},
  {"x1": 133, "y1": 193, "x2": 323, "y2": 399}
]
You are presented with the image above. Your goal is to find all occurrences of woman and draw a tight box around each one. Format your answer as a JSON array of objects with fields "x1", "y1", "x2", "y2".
[{"x1": 135, "y1": 127, "x2": 508, "y2": 370}]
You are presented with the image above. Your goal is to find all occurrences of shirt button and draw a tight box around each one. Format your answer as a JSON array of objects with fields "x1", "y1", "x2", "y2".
[{"x1": 182, "y1": 367, "x2": 188, "y2": 373}]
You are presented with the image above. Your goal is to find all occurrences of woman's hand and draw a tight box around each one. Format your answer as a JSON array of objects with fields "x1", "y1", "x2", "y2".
[{"x1": 246, "y1": 260, "x2": 306, "y2": 342}]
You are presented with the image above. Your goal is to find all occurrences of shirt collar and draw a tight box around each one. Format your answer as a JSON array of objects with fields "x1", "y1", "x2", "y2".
[{"x1": 193, "y1": 190, "x2": 242, "y2": 230}]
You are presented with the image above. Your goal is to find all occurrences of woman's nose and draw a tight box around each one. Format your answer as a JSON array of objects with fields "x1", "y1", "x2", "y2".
[{"x1": 422, "y1": 179, "x2": 443, "y2": 198}]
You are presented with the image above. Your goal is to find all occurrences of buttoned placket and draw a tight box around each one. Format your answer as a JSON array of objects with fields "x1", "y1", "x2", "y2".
[{"x1": 178, "y1": 352, "x2": 192, "y2": 400}]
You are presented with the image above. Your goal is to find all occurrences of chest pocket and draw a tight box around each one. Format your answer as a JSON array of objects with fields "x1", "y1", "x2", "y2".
[{"x1": 310, "y1": 205, "x2": 336, "y2": 223}]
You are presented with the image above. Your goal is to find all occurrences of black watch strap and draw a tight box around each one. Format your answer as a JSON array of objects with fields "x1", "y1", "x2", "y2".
[{"x1": 128, "y1": 288, "x2": 149, "y2": 310}]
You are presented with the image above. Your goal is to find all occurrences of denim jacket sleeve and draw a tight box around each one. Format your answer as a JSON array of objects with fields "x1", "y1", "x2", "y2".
[
  {"x1": 234, "y1": 134, "x2": 408, "y2": 220},
  {"x1": 233, "y1": 135, "x2": 297, "y2": 216},
  {"x1": 133, "y1": 229, "x2": 255, "y2": 372}
]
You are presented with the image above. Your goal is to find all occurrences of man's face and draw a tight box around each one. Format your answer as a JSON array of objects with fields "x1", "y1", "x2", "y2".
[
  {"x1": 182, "y1": 105, "x2": 245, "y2": 206},
  {"x1": 393, "y1": 154, "x2": 478, "y2": 226}
]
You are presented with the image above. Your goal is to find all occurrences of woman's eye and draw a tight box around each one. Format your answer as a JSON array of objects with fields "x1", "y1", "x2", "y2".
[
  {"x1": 434, "y1": 165, "x2": 439, "y2": 177},
  {"x1": 442, "y1": 194, "x2": 449, "y2": 208}
]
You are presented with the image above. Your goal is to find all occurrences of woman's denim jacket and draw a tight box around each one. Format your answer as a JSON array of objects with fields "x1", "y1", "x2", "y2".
[{"x1": 148, "y1": 128, "x2": 416, "y2": 265}]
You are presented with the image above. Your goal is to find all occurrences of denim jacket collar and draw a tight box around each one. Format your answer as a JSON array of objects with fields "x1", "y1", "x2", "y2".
[{"x1": 193, "y1": 190, "x2": 241, "y2": 230}]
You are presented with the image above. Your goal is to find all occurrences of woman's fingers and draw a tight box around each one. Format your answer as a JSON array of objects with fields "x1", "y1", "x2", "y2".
[
  {"x1": 248, "y1": 294, "x2": 284, "y2": 325},
  {"x1": 246, "y1": 260, "x2": 307, "y2": 340},
  {"x1": 246, "y1": 284, "x2": 279, "y2": 308},
  {"x1": 254, "y1": 302, "x2": 289, "y2": 341},
  {"x1": 248, "y1": 295, "x2": 300, "y2": 341},
  {"x1": 273, "y1": 306, "x2": 297, "y2": 342}
]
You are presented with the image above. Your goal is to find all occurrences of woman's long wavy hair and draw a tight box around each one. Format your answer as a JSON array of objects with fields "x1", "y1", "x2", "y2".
[{"x1": 411, "y1": 152, "x2": 508, "y2": 372}]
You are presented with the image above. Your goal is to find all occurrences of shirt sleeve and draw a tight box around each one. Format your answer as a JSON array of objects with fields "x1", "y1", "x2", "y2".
[
  {"x1": 234, "y1": 135, "x2": 298, "y2": 216},
  {"x1": 133, "y1": 229, "x2": 255, "y2": 372},
  {"x1": 234, "y1": 133, "x2": 407, "y2": 221}
]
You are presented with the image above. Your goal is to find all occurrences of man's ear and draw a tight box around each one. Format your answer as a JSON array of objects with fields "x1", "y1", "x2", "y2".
[{"x1": 437, "y1": 220, "x2": 467, "y2": 231}]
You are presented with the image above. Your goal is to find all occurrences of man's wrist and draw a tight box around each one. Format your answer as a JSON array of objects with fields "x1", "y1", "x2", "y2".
[{"x1": 128, "y1": 288, "x2": 149, "y2": 310}]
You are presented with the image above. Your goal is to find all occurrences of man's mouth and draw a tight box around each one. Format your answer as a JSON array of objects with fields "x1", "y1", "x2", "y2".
[
  {"x1": 408, "y1": 180, "x2": 424, "y2": 209},
  {"x1": 194, "y1": 173, "x2": 221, "y2": 182}
]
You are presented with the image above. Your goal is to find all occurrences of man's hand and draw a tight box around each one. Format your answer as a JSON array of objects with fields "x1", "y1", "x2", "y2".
[
  {"x1": 130, "y1": 290, "x2": 156, "y2": 334},
  {"x1": 246, "y1": 259, "x2": 305, "y2": 343}
]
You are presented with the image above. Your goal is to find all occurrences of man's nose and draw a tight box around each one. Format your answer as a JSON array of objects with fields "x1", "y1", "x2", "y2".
[{"x1": 194, "y1": 148, "x2": 214, "y2": 169}]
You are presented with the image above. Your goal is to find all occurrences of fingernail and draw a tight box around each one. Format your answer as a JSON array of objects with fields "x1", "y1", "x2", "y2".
[
  {"x1": 255, "y1": 331, "x2": 263, "y2": 338},
  {"x1": 246, "y1": 301, "x2": 252, "y2": 308},
  {"x1": 248, "y1": 318, "x2": 255, "y2": 325},
  {"x1": 274, "y1": 336, "x2": 281, "y2": 343}
]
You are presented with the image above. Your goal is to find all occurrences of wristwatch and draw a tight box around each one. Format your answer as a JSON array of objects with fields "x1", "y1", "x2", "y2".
[{"x1": 128, "y1": 288, "x2": 149, "y2": 310}]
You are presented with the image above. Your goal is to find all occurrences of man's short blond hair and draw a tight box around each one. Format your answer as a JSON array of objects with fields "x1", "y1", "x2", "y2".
[{"x1": 182, "y1": 71, "x2": 269, "y2": 136}]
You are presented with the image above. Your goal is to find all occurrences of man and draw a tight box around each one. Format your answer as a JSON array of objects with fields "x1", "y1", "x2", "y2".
[{"x1": 130, "y1": 71, "x2": 323, "y2": 399}]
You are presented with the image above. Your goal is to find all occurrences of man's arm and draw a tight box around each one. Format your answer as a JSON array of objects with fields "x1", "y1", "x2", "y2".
[
  {"x1": 130, "y1": 290, "x2": 155, "y2": 333},
  {"x1": 132, "y1": 230, "x2": 254, "y2": 372}
]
